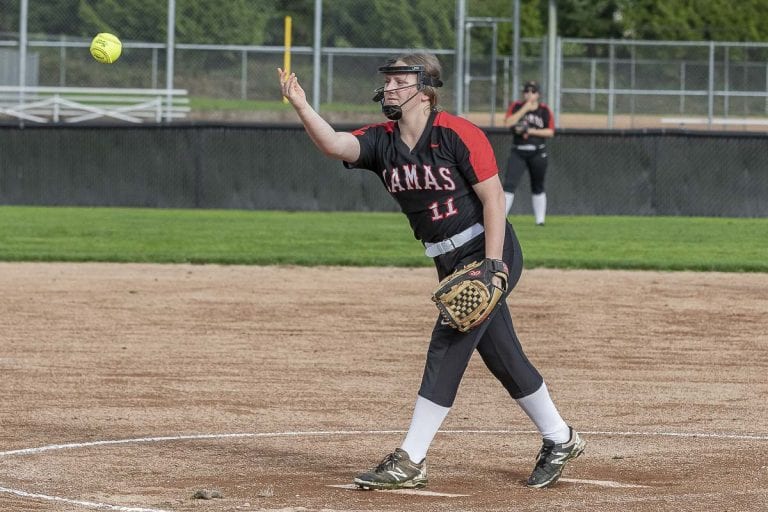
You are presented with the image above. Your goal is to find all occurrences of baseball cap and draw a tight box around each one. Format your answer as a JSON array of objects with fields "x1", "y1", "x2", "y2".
[{"x1": 523, "y1": 80, "x2": 540, "y2": 92}]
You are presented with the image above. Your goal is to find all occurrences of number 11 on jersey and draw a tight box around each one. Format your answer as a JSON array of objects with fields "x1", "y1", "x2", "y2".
[{"x1": 429, "y1": 197, "x2": 458, "y2": 221}]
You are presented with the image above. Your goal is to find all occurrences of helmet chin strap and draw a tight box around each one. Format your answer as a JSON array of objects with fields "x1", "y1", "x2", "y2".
[{"x1": 380, "y1": 89, "x2": 421, "y2": 120}]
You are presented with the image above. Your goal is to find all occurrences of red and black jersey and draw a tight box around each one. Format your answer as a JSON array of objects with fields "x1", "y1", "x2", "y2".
[
  {"x1": 344, "y1": 110, "x2": 498, "y2": 244},
  {"x1": 505, "y1": 101, "x2": 555, "y2": 147}
]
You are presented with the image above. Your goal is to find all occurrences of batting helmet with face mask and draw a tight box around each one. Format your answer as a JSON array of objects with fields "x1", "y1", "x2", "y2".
[{"x1": 371, "y1": 64, "x2": 443, "y2": 120}]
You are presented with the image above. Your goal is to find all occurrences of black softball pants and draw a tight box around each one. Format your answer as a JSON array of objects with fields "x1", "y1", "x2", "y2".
[
  {"x1": 504, "y1": 149, "x2": 548, "y2": 195},
  {"x1": 418, "y1": 225, "x2": 544, "y2": 408}
]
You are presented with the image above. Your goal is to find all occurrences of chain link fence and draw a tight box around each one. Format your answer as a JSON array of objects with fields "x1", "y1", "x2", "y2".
[
  {"x1": 3, "y1": 1, "x2": 768, "y2": 128},
  {"x1": 557, "y1": 39, "x2": 768, "y2": 129},
  {"x1": 0, "y1": 0, "x2": 167, "y2": 89},
  {"x1": 0, "y1": 1, "x2": 766, "y2": 218}
]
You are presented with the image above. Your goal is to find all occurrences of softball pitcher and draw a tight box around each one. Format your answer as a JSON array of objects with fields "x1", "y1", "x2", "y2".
[{"x1": 278, "y1": 53, "x2": 584, "y2": 490}]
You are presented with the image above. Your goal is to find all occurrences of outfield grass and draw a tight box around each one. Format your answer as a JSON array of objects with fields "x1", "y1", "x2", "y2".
[{"x1": 0, "y1": 206, "x2": 765, "y2": 272}]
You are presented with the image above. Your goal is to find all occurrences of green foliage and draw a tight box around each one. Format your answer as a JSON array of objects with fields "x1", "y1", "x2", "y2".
[
  {"x1": 519, "y1": 1, "x2": 546, "y2": 37},
  {"x1": 0, "y1": 0, "x2": 78, "y2": 35},
  {"x1": 0, "y1": 207, "x2": 766, "y2": 272},
  {"x1": 75, "y1": 0, "x2": 279, "y2": 43},
  {"x1": 488, "y1": 0, "x2": 546, "y2": 56},
  {"x1": 175, "y1": 0, "x2": 279, "y2": 44},
  {"x1": 262, "y1": 0, "x2": 315, "y2": 46},
  {"x1": 619, "y1": 0, "x2": 768, "y2": 41},
  {"x1": 556, "y1": 0, "x2": 624, "y2": 39},
  {"x1": 468, "y1": 0, "x2": 544, "y2": 38},
  {"x1": 321, "y1": 0, "x2": 455, "y2": 49},
  {"x1": 3, "y1": 0, "x2": 768, "y2": 52},
  {"x1": 32, "y1": 0, "x2": 79, "y2": 35},
  {"x1": 77, "y1": 0, "x2": 166, "y2": 41}
]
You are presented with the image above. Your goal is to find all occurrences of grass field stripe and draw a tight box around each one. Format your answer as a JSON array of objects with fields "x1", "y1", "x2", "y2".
[
  {"x1": 2, "y1": 428, "x2": 767, "y2": 458},
  {"x1": 0, "y1": 486, "x2": 169, "y2": 512}
]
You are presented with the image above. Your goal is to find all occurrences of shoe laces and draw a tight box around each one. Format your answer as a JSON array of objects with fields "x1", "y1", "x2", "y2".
[
  {"x1": 375, "y1": 452, "x2": 400, "y2": 472},
  {"x1": 534, "y1": 441, "x2": 555, "y2": 467}
]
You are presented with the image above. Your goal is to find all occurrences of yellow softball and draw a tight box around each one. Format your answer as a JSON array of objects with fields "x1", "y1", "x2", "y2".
[{"x1": 90, "y1": 33, "x2": 122, "y2": 64}]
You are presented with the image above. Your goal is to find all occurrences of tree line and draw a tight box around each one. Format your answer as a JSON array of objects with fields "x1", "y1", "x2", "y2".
[{"x1": 1, "y1": 0, "x2": 766, "y2": 49}]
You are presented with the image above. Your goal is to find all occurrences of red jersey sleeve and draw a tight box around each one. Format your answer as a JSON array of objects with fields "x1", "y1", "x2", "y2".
[
  {"x1": 434, "y1": 111, "x2": 499, "y2": 183},
  {"x1": 541, "y1": 103, "x2": 556, "y2": 132}
]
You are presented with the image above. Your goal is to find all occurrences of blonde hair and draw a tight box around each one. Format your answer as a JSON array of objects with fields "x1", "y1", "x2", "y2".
[{"x1": 391, "y1": 52, "x2": 443, "y2": 111}]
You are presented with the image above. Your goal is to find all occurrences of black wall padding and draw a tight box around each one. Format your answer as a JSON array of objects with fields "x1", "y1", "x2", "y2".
[{"x1": 1, "y1": 123, "x2": 766, "y2": 217}]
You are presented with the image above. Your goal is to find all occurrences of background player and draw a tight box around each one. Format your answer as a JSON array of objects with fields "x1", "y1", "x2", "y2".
[
  {"x1": 503, "y1": 80, "x2": 555, "y2": 226},
  {"x1": 277, "y1": 53, "x2": 584, "y2": 490}
]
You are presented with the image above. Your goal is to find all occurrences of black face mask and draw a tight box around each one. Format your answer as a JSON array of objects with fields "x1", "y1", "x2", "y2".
[
  {"x1": 372, "y1": 83, "x2": 421, "y2": 120},
  {"x1": 381, "y1": 104, "x2": 403, "y2": 120}
]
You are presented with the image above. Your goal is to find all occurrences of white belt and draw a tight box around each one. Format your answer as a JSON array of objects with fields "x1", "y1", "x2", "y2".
[
  {"x1": 516, "y1": 144, "x2": 537, "y2": 151},
  {"x1": 424, "y1": 223, "x2": 485, "y2": 257}
]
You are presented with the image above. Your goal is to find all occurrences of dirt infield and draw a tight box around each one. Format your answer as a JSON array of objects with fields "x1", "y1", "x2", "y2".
[{"x1": 1, "y1": 263, "x2": 766, "y2": 512}]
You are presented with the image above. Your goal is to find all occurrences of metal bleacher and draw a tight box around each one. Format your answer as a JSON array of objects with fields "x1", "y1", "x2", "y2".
[{"x1": 0, "y1": 86, "x2": 190, "y2": 124}]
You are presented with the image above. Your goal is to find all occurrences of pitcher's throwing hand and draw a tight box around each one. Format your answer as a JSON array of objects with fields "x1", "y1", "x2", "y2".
[{"x1": 277, "y1": 68, "x2": 306, "y2": 107}]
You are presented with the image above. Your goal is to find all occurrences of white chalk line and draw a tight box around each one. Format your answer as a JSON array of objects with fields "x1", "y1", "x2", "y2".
[
  {"x1": 1, "y1": 428, "x2": 765, "y2": 511},
  {"x1": 2, "y1": 428, "x2": 766, "y2": 458},
  {"x1": 560, "y1": 478, "x2": 647, "y2": 488},
  {"x1": 0, "y1": 430, "x2": 406, "y2": 457},
  {"x1": 328, "y1": 483, "x2": 470, "y2": 497},
  {"x1": 0, "y1": 486, "x2": 169, "y2": 512}
]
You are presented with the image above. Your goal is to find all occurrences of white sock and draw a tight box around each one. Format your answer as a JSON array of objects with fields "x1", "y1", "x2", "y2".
[
  {"x1": 400, "y1": 395, "x2": 450, "y2": 463},
  {"x1": 504, "y1": 192, "x2": 515, "y2": 215},
  {"x1": 515, "y1": 383, "x2": 570, "y2": 443},
  {"x1": 532, "y1": 193, "x2": 547, "y2": 224}
]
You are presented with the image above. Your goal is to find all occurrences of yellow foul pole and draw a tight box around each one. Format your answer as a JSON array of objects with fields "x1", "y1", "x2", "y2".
[{"x1": 283, "y1": 16, "x2": 292, "y2": 103}]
